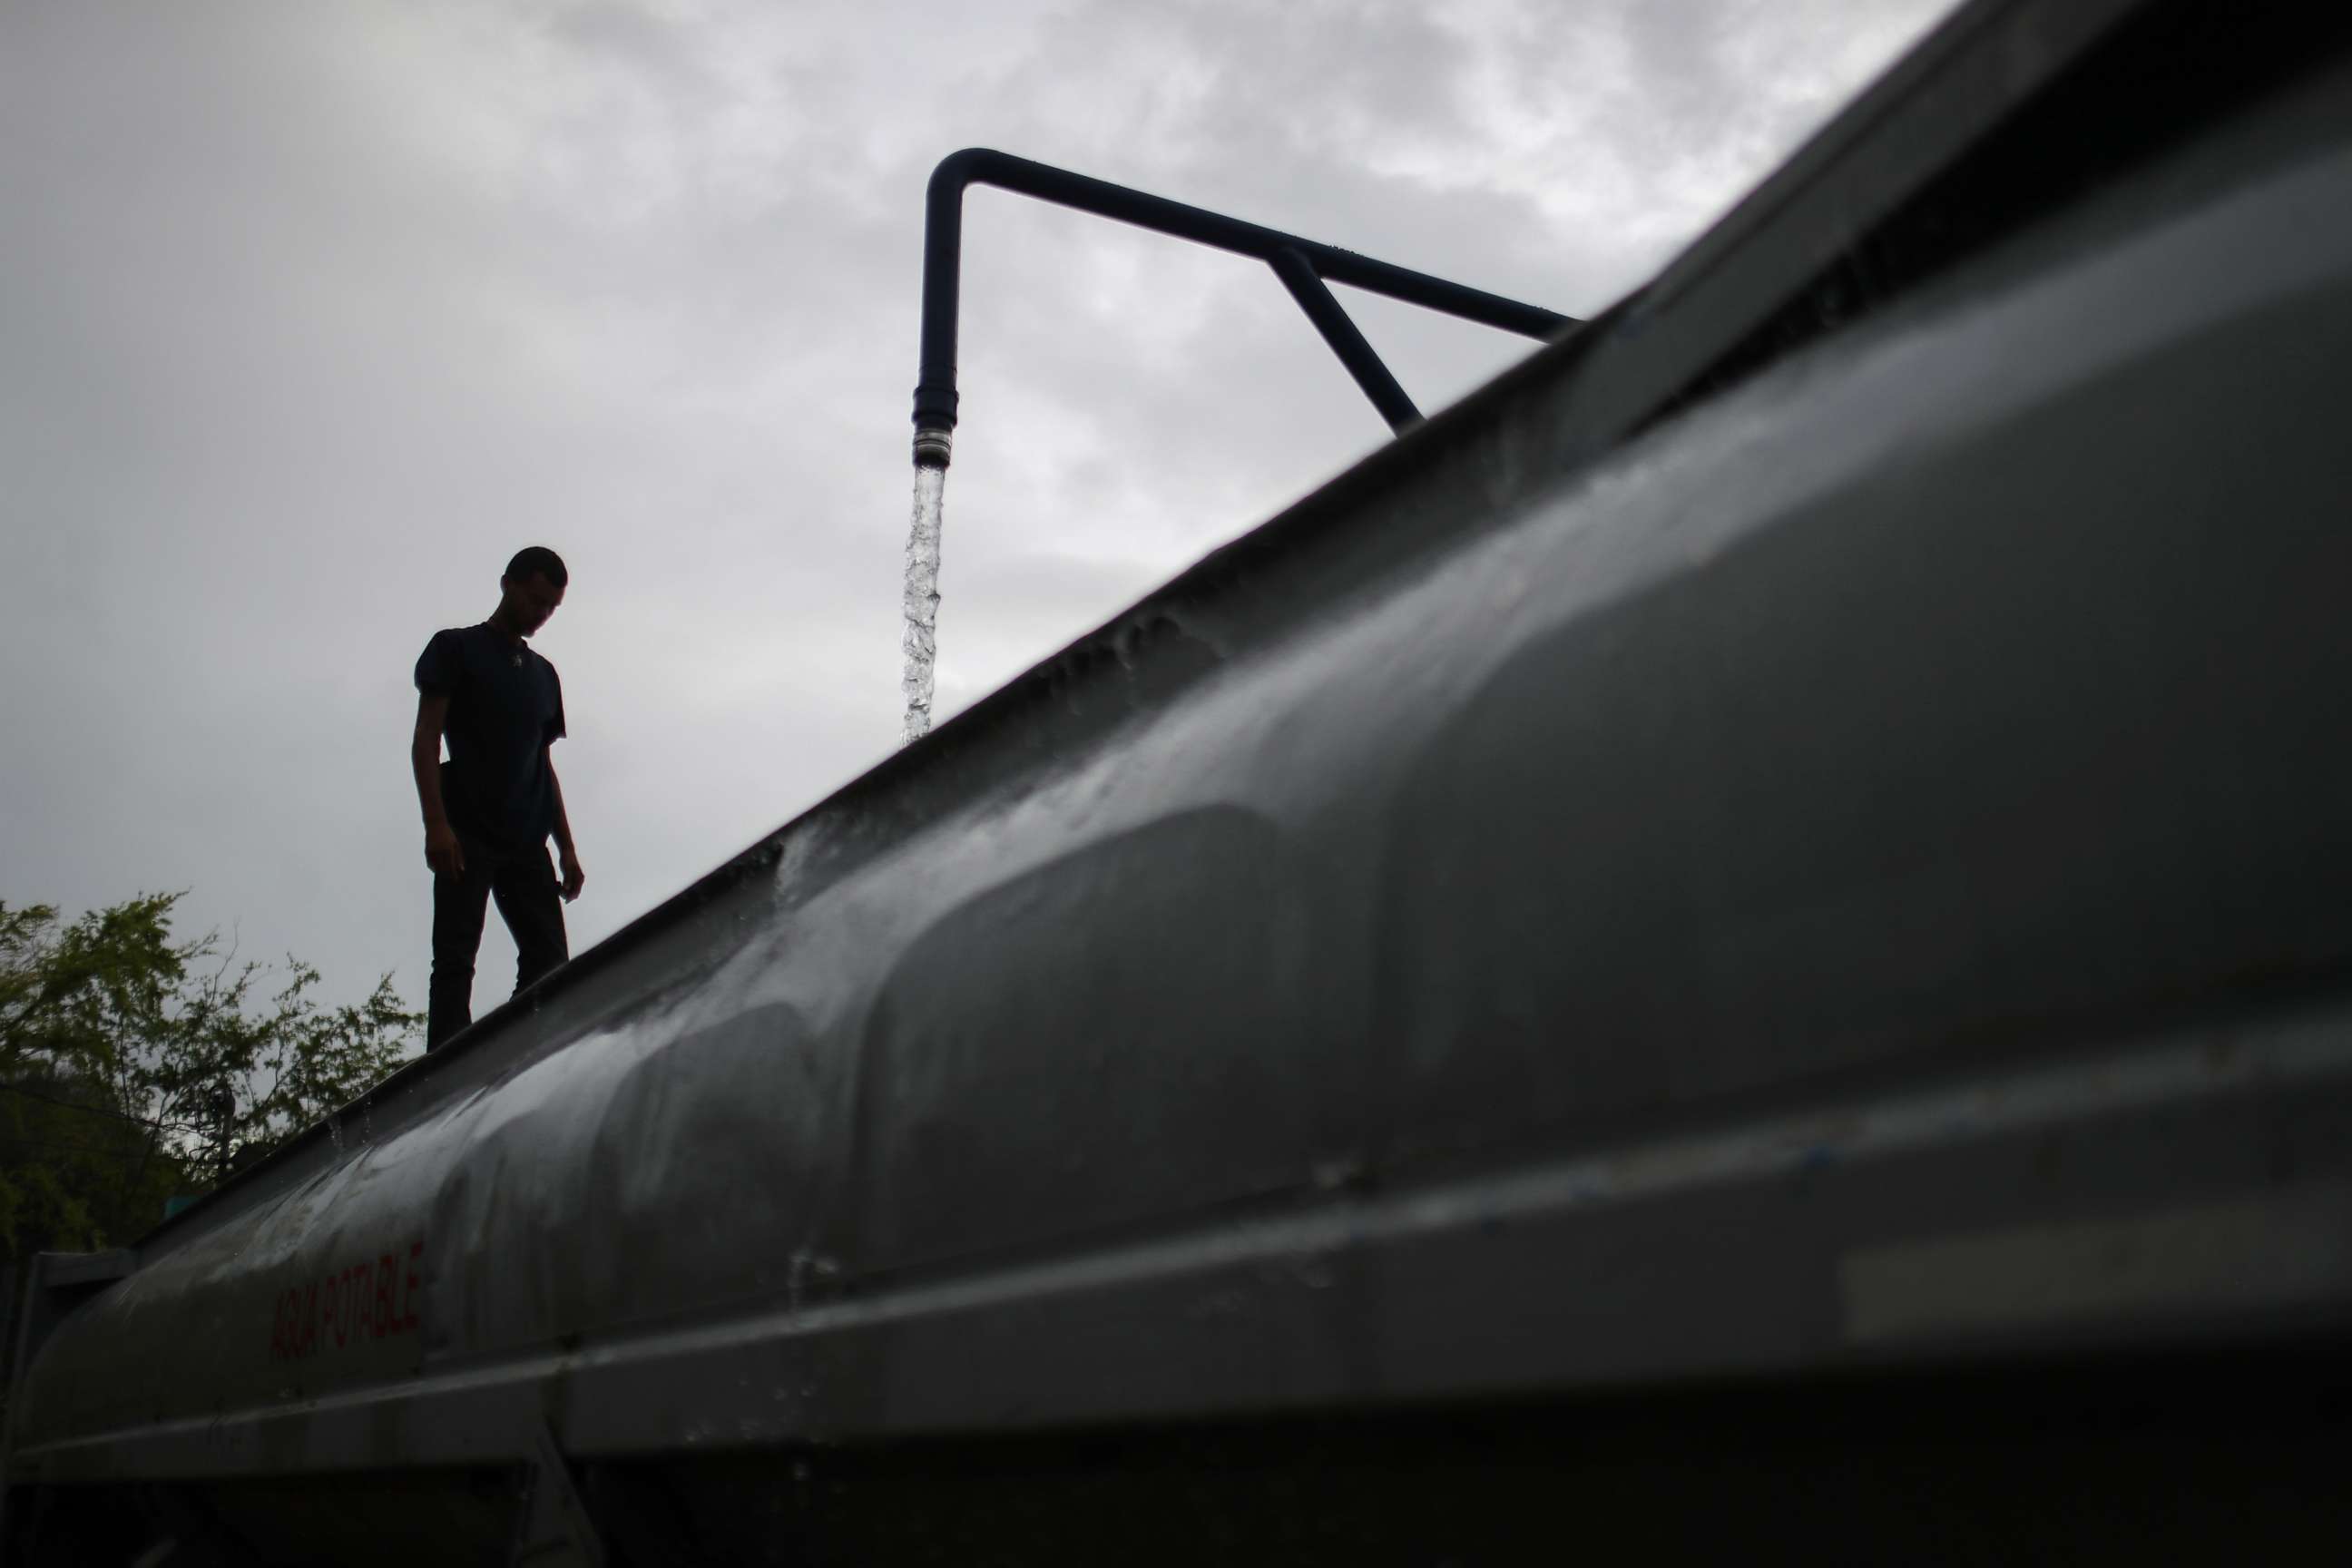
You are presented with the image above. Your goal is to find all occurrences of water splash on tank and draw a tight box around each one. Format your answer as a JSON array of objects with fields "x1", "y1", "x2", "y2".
[{"x1": 898, "y1": 466, "x2": 947, "y2": 743}]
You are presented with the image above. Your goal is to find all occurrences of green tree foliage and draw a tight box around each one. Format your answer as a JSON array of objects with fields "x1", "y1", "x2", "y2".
[{"x1": 0, "y1": 894, "x2": 421, "y2": 1269}]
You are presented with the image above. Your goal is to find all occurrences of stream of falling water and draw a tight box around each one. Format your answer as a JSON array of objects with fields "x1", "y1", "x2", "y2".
[{"x1": 899, "y1": 465, "x2": 947, "y2": 742}]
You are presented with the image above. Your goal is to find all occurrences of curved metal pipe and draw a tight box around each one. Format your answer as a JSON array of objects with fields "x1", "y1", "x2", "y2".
[{"x1": 912, "y1": 147, "x2": 1576, "y2": 465}]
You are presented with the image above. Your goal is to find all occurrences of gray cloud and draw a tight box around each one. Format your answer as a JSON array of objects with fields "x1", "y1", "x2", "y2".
[{"x1": 1, "y1": 0, "x2": 1951, "y2": 1026}]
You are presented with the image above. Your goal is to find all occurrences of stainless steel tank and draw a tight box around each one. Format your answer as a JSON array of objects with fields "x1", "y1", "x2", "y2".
[{"x1": 9, "y1": 0, "x2": 2352, "y2": 1560}]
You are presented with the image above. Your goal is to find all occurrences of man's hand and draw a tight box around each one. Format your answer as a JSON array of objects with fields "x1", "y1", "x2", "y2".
[
  {"x1": 425, "y1": 822, "x2": 466, "y2": 879},
  {"x1": 559, "y1": 847, "x2": 585, "y2": 903}
]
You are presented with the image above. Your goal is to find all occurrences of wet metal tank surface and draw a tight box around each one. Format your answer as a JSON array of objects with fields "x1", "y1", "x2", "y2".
[{"x1": 10, "y1": 1, "x2": 2352, "y2": 1561}]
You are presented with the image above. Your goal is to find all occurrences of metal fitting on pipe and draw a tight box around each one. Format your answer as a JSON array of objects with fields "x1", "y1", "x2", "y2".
[{"x1": 913, "y1": 425, "x2": 954, "y2": 470}]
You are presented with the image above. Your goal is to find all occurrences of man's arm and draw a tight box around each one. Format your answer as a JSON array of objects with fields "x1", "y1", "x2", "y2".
[
  {"x1": 549, "y1": 754, "x2": 584, "y2": 902},
  {"x1": 411, "y1": 692, "x2": 465, "y2": 877}
]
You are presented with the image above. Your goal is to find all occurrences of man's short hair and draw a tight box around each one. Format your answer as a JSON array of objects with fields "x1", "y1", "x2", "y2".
[{"x1": 505, "y1": 546, "x2": 568, "y2": 587}]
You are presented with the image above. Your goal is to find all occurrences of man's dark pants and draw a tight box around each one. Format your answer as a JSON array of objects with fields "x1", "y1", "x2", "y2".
[{"x1": 427, "y1": 835, "x2": 568, "y2": 1051}]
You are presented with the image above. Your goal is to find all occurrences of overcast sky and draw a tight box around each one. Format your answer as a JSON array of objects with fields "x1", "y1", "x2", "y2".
[{"x1": 2, "y1": 0, "x2": 1952, "y2": 1034}]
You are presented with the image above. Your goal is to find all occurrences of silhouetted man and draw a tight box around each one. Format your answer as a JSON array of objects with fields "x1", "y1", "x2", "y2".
[{"x1": 412, "y1": 546, "x2": 583, "y2": 1050}]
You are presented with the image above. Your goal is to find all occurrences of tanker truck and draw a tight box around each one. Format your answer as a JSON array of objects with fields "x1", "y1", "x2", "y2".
[{"x1": 9, "y1": 0, "x2": 2352, "y2": 1560}]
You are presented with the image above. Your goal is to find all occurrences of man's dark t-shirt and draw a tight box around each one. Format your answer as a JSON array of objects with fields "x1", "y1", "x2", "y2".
[{"x1": 415, "y1": 624, "x2": 566, "y2": 850}]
